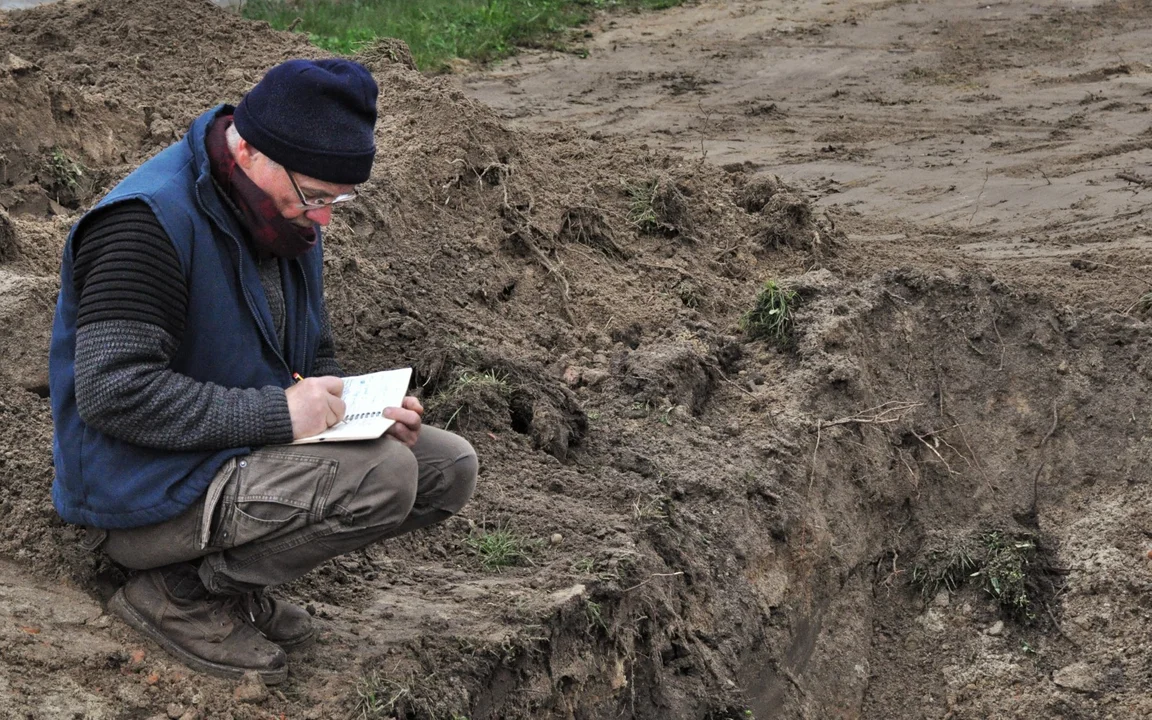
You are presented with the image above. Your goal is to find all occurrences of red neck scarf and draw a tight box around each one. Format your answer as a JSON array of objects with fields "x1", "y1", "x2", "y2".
[{"x1": 205, "y1": 115, "x2": 317, "y2": 259}]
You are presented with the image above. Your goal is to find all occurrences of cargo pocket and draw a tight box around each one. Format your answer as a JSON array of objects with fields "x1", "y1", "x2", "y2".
[{"x1": 209, "y1": 450, "x2": 338, "y2": 550}]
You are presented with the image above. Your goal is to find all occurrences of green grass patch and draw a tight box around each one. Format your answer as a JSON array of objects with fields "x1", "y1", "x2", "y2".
[
  {"x1": 911, "y1": 529, "x2": 1042, "y2": 621},
  {"x1": 240, "y1": 0, "x2": 685, "y2": 71},
  {"x1": 47, "y1": 147, "x2": 84, "y2": 193},
  {"x1": 355, "y1": 671, "x2": 411, "y2": 719},
  {"x1": 625, "y1": 178, "x2": 661, "y2": 233},
  {"x1": 740, "y1": 280, "x2": 797, "y2": 349},
  {"x1": 467, "y1": 526, "x2": 535, "y2": 570}
]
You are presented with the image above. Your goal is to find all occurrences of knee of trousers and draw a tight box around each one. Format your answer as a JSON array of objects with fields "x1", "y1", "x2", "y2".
[
  {"x1": 352, "y1": 442, "x2": 420, "y2": 529},
  {"x1": 439, "y1": 448, "x2": 479, "y2": 515}
]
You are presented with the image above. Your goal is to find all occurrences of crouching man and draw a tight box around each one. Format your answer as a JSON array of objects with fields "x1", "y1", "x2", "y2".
[{"x1": 48, "y1": 58, "x2": 477, "y2": 683}]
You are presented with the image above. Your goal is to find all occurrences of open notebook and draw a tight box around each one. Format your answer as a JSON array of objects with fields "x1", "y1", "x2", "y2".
[{"x1": 291, "y1": 367, "x2": 413, "y2": 444}]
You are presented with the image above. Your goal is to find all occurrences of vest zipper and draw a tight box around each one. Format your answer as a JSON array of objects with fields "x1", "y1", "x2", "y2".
[{"x1": 199, "y1": 186, "x2": 293, "y2": 380}]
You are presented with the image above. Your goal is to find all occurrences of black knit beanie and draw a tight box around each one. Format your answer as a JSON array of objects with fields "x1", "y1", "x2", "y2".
[{"x1": 234, "y1": 58, "x2": 378, "y2": 185}]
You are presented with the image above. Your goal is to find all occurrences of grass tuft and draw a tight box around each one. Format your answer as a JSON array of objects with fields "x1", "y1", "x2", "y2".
[
  {"x1": 47, "y1": 147, "x2": 84, "y2": 192},
  {"x1": 910, "y1": 542, "x2": 979, "y2": 600},
  {"x1": 356, "y1": 672, "x2": 409, "y2": 719},
  {"x1": 740, "y1": 280, "x2": 797, "y2": 348},
  {"x1": 974, "y1": 531, "x2": 1037, "y2": 618},
  {"x1": 1134, "y1": 290, "x2": 1152, "y2": 315},
  {"x1": 625, "y1": 179, "x2": 661, "y2": 233},
  {"x1": 911, "y1": 529, "x2": 1041, "y2": 621},
  {"x1": 240, "y1": 0, "x2": 685, "y2": 71},
  {"x1": 468, "y1": 526, "x2": 534, "y2": 571},
  {"x1": 434, "y1": 369, "x2": 510, "y2": 430}
]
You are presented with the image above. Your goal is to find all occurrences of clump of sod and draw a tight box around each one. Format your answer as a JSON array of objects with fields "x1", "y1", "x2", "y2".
[
  {"x1": 911, "y1": 529, "x2": 1042, "y2": 622},
  {"x1": 740, "y1": 280, "x2": 797, "y2": 349}
]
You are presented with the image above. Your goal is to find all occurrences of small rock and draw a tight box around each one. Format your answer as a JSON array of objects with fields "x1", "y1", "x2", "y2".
[
  {"x1": 581, "y1": 369, "x2": 608, "y2": 387},
  {"x1": 1053, "y1": 662, "x2": 1099, "y2": 693},
  {"x1": 232, "y1": 671, "x2": 269, "y2": 704},
  {"x1": 624, "y1": 404, "x2": 649, "y2": 419},
  {"x1": 179, "y1": 712, "x2": 200, "y2": 720},
  {"x1": 4, "y1": 53, "x2": 36, "y2": 74},
  {"x1": 550, "y1": 533, "x2": 563, "y2": 545},
  {"x1": 549, "y1": 584, "x2": 586, "y2": 606},
  {"x1": 986, "y1": 621, "x2": 1004, "y2": 637},
  {"x1": 561, "y1": 366, "x2": 583, "y2": 387},
  {"x1": 166, "y1": 704, "x2": 185, "y2": 719}
]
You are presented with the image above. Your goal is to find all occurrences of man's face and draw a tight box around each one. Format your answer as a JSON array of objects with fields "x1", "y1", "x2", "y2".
[{"x1": 238, "y1": 140, "x2": 357, "y2": 229}]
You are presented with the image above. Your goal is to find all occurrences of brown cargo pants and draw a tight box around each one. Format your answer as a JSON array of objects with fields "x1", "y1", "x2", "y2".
[{"x1": 96, "y1": 426, "x2": 477, "y2": 595}]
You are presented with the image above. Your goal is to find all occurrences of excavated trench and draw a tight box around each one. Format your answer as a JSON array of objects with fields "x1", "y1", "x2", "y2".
[{"x1": 386, "y1": 266, "x2": 1152, "y2": 720}]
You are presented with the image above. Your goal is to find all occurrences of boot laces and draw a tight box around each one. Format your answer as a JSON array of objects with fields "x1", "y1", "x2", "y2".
[{"x1": 241, "y1": 590, "x2": 273, "y2": 629}]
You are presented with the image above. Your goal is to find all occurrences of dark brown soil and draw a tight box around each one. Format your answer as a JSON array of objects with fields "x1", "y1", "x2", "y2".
[{"x1": 4, "y1": 0, "x2": 1152, "y2": 718}]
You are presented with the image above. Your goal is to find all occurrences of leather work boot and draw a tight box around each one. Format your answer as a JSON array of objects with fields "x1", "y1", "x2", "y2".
[
  {"x1": 242, "y1": 590, "x2": 315, "y2": 648},
  {"x1": 108, "y1": 568, "x2": 288, "y2": 684}
]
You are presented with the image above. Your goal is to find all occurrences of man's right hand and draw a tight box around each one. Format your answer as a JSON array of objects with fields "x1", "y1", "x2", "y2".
[{"x1": 285, "y1": 376, "x2": 345, "y2": 440}]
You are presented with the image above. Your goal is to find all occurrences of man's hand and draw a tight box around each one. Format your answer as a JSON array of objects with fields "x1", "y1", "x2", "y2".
[
  {"x1": 286, "y1": 376, "x2": 345, "y2": 440},
  {"x1": 384, "y1": 395, "x2": 423, "y2": 448}
]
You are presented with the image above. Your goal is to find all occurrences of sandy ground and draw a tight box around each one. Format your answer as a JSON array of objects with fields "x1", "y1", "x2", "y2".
[{"x1": 463, "y1": 0, "x2": 1152, "y2": 297}]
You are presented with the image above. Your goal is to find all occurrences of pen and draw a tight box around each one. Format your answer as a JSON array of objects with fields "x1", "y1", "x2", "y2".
[{"x1": 292, "y1": 372, "x2": 305, "y2": 384}]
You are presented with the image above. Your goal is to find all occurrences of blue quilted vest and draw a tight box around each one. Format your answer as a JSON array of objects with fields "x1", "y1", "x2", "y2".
[{"x1": 49, "y1": 105, "x2": 327, "y2": 529}]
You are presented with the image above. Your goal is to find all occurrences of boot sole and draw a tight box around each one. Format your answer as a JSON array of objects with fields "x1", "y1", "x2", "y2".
[{"x1": 109, "y1": 588, "x2": 289, "y2": 685}]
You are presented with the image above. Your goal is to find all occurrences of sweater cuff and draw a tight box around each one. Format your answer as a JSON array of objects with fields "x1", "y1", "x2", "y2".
[{"x1": 261, "y1": 386, "x2": 295, "y2": 445}]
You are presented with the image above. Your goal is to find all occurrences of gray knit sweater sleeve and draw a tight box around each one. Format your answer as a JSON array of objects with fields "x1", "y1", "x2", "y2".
[
  {"x1": 72, "y1": 201, "x2": 294, "y2": 450},
  {"x1": 75, "y1": 321, "x2": 294, "y2": 450}
]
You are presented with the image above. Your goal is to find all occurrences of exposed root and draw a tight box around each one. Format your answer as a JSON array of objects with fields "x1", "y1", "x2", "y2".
[
  {"x1": 1037, "y1": 400, "x2": 1060, "y2": 450},
  {"x1": 558, "y1": 205, "x2": 630, "y2": 259},
  {"x1": 622, "y1": 571, "x2": 685, "y2": 593},
  {"x1": 913, "y1": 431, "x2": 958, "y2": 476},
  {"x1": 1045, "y1": 602, "x2": 1081, "y2": 648},
  {"x1": 812, "y1": 402, "x2": 924, "y2": 491},
  {"x1": 500, "y1": 191, "x2": 576, "y2": 324},
  {"x1": 819, "y1": 401, "x2": 924, "y2": 429}
]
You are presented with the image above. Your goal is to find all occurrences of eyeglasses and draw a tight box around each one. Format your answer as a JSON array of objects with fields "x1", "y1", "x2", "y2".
[{"x1": 285, "y1": 168, "x2": 357, "y2": 209}]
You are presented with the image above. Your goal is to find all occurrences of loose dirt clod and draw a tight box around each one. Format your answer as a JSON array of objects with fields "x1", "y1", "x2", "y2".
[{"x1": 0, "y1": 208, "x2": 15, "y2": 262}]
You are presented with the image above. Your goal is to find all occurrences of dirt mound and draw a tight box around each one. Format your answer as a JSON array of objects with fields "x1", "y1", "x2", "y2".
[{"x1": 0, "y1": 0, "x2": 316, "y2": 215}]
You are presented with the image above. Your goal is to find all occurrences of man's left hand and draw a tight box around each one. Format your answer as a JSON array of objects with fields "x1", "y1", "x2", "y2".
[{"x1": 384, "y1": 395, "x2": 423, "y2": 448}]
